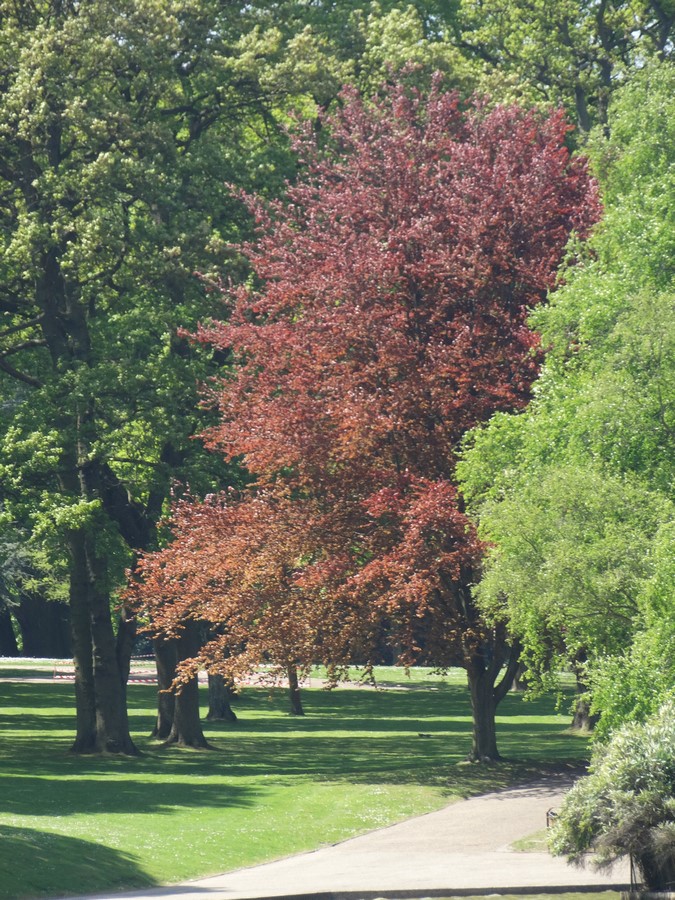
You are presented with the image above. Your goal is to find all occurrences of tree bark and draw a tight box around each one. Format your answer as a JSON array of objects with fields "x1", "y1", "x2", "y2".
[
  {"x1": 164, "y1": 623, "x2": 211, "y2": 748},
  {"x1": 510, "y1": 662, "x2": 529, "y2": 692},
  {"x1": 68, "y1": 532, "x2": 97, "y2": 753},
  {"x1": 464, "y1": 627, "x2": 521, "y2": 762},
  {"x1": 571, "y1": 651, "x2": 598, "y2": 732},
  {"x1": 68, "y1": 528, "x2": 138, "y2": 755},
  {"x1": 207, "y1": 673, "x2": 238, "y2": 722},
  {"x1": 152, "y1": 636, "x2": 177, "y2": 740},
  {"x1": 287, "y1": 662, "x2": 304, "y2": 716}
]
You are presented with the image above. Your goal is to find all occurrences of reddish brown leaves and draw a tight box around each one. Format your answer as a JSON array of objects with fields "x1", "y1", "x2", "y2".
[{"x1": 136, "y1": 80, "x2": 600, "y2": 674}]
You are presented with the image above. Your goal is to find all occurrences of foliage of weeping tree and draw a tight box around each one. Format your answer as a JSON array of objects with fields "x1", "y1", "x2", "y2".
[{"x1": 550, "y1": 700, "x2": 675, "y2": 890}]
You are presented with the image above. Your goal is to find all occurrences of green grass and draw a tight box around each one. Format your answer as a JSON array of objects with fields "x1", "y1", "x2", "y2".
[
  {"x1": 0, "y1": 668, "x2": 589, "y2": 899},
  {"x1": 511, "y1": 829, "x2": 550, "y2": 852},
  {"x1": 435, "y1": 895, "x2": 620, "y2": 900}
]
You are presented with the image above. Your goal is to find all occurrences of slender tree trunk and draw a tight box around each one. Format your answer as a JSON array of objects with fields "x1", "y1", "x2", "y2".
[
  {"x1": 510, "y1": 662, "x2": 529, "y2": 692},
  {"x1": 115, "y1": 603, "x2": 137, "y2": 694},
  {"x1": 287, "y1": 662, "x2": 304, "y2": 716},
  {"x1": 571, "y1": 650, "x2": 598, "y2": 732},
  {"x1": 165, "y1": 623, "x2": 211, "y2": 748},
  {"x1": 152, "y1": 636, "x2": 177, "y2": 740},
  {"x1": 0, "y1": 607, "x2": 19, "y2": 656},
  {"x1": 207, "y1": 673, "x2": 238, "y2": 722}
]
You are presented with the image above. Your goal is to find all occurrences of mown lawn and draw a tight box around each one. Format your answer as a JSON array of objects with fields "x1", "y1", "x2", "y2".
[{"x1": 0, "y1": 667, "x2": 588, "y2": 899}]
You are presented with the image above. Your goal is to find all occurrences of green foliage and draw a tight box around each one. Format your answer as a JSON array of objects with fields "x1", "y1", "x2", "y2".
[
  {"x1": 456, "y1": 0, "x2": 675, "y2": 131},
  {"x1": 457, "y1": 60, "x2": 675, "y2": 727},
  {"x1": 551, "y1": 700, "x2": 675, "y2": 889}
]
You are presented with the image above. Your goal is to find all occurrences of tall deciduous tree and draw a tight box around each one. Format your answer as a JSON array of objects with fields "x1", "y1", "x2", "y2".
[
  {"x1": 0, "y1": 0, "x2": 322, "y2": 753},
  {"x1": 457, "y1": 61, "x2": 675, "y2": 736},
  {"x1": 137, "y1": 79, "x2": 598, "y2": 761}
]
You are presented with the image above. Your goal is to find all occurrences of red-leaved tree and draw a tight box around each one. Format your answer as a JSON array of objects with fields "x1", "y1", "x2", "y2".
[{"x1": 135, "y1": 79, "x2": 600, "y2": 760}]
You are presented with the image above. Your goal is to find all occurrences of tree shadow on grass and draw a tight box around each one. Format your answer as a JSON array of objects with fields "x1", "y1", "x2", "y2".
[
  {"x1": 0, "y1": 769, "x2": 257, "y2": 817},
  {"x1": 0, "y1": 824, "x2": 157, "y2": 900},
  {"x1": 0, "y1": 679, "x2": 588, "y2": 815}
]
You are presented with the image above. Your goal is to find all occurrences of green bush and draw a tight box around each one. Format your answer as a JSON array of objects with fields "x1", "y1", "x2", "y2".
[{"x1": 550, "y1": 700, "x2": 675, "y2": 889}]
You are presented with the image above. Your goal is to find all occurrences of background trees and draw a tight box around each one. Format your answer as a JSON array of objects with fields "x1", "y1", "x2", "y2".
[
  {"x1": 0, "y1": 0, "x2": 671, "y2": 763},
  {"x1": 456, "y1": 0, "x2": 675, "y2": 131}
]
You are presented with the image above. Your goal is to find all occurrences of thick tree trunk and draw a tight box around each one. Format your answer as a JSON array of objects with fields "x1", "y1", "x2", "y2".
[
  {"x1": 0, "y1": 607, "x2": 19, "y2": 656},
  {"x1": 287, "y1": 663, "x2": 304, "y2": 716},
  {"x1": 207, "y1": 673, "x2": 238, "y2": 722},
  {"x1": 164, "y1": 623, "x2": 211, "y2": 748},
  {"x1": 466, "y1": 660, "x2": 500, "y2": 761},
  {"x1": 152, "y1": 636, "x2": 177, "y2": 740},
  {"x1": 68, "y1": 528, "x2": 138, "y2": 755}
]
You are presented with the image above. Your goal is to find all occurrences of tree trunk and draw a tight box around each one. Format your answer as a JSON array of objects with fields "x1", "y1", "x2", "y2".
[
  {"x1": 164, "y1": 623, "x2": 211, "y2": 748},
  {"x1": 464, "y1": 628, "x2": 521, "y2": 762},
  {"x1": 466, "y1": 658, "x2": 500, "y2": 761},
  {"x1": 68, "y1": 532, "x2": 97, "y2": 753},
  {"x1": 207, "y1": 673, "x2": 238, "y2": 722},
  {"x1": 571, "y1": 651, "x2": 598, "y2": 732},
  {"x1": 152, "y1": 636, "x2": 177, "y2": 740},
  {"x1": 68, "y1": 528, "x2": 138, "y2": 755},
  {"x1": 0, "y1": 607, "x2": 19, "y2": 656},
  {"x1": 287, "y1": 662, "x2": 304, "y2": 716},
  {"x1": 115, "y1": 602, "x2": 137, "y2": 694},
  {"x1": 511, "y1": 662, "x2": 529, "y2": 692}
]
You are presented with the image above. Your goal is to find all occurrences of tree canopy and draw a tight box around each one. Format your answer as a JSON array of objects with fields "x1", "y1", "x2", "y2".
[
  {"x1": 134, "y1": 79, "x2": 599, "y2": 761},
  {"x1": 457, "y1": 60, "x2": 675, "y2": 734}
]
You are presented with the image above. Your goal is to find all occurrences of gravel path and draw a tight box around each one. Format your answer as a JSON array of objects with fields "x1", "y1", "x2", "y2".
[{"x1": 66, "y1": 772, "x2": 631, "y2": 900}]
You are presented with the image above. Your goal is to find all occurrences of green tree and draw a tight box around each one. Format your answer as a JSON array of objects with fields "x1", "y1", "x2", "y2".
[
  {"x1": 457, "y1": 60, "x2": 675, "y2": 731},
  {"x1": 0, "y1": 0, "x2": 318, "y2": 753},
  {"x1": 456, "y1": 0, "x2": 675, "y2": 130}
]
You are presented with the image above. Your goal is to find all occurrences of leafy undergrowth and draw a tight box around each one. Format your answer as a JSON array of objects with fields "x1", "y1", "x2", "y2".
[{"x1": 0, "y1": 668, "x2": 589, "y2": 899}]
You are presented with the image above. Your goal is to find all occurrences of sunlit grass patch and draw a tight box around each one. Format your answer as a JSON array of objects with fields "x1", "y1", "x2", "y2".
[{"x1": 0, "y1": 669, "x2": 588, "y2": 899}]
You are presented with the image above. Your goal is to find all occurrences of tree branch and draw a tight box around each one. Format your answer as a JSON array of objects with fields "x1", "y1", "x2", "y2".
[
  {"x1": 0, "y1": 357, "x2": 42, "y2": 387},
  {"x1": 0, "y1": 315, "x2": 45, "y2": 339}
]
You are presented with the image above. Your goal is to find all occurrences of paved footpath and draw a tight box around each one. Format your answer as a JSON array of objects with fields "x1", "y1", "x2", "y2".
[{"x1": 68, "y1": 773, "x2": 630, "y2": 900}]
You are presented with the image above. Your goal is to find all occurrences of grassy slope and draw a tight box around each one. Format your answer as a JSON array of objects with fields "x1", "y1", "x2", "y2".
[{"x1": 0, "y1": 668, "x2": 588, "y2": 899}]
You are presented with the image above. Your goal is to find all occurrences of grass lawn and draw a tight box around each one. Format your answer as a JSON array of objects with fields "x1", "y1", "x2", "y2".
[{"x1": 0, "y1": 666, "x2": 589, "y2": 899}]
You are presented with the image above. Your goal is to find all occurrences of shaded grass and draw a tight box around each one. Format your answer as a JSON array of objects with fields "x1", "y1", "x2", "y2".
[{"x1": 0, "y1": 670, "x2": 589, "y2": 899}]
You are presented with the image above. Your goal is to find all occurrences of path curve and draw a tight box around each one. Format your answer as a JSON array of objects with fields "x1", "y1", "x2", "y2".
[{"x1": 66, "y1": 772, "x2": 630, "y2": 900}]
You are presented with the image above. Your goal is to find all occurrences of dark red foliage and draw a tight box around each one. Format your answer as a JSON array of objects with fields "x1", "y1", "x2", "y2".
[{"x1": 135, "y1": 80, "x2": 599, "y2": 678}]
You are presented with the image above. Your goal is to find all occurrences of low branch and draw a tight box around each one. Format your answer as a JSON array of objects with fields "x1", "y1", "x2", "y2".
[
  {"x1": 0, "y1": 339, "x2": 46, "y2": 357},
  {"x1": 0, "y1": 315, "x2": 45, "y2": 339},
  {"x1": 0, "y1": 358, "x2": 42, "y2": 387}
]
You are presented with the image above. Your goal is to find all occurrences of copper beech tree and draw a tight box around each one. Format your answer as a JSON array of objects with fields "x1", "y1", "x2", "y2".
[{"x1": 134, "y1": 80, "x2": 600, "y2": 760}]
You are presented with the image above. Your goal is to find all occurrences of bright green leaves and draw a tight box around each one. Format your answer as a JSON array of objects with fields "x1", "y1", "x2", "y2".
[{"x1": 458, "y1": 60, "x2": 675, "y2": 730}]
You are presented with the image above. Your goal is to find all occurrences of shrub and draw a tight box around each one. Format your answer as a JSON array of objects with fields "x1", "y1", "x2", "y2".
[{"x1": 550, "y1": 699, "x2": 675, "y2": 889}]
